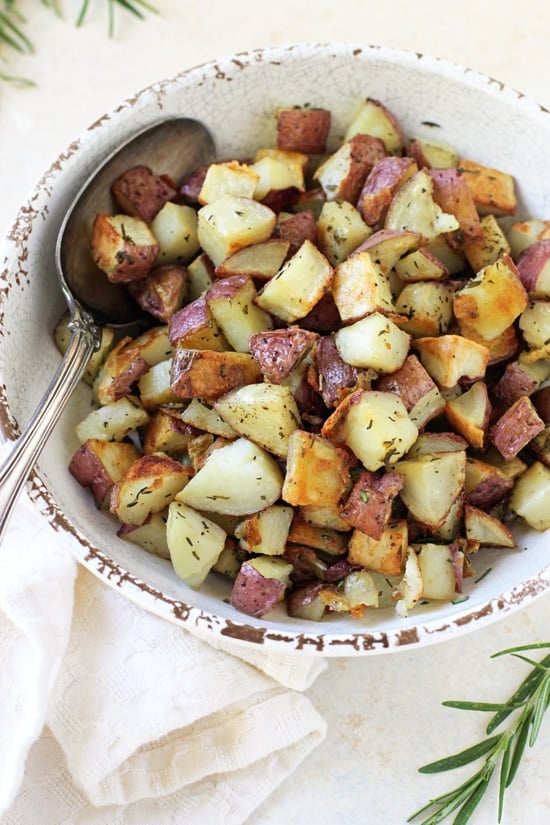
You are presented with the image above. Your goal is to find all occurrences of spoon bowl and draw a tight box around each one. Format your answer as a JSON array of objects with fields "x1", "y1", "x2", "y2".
[{"x1": 0, "y1": 116, "x2": 216, "y2": 538}]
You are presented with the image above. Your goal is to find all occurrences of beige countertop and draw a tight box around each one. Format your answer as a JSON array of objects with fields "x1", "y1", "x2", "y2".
[{"x1": 1, "y1": 2, "x2": 549, "y2": 823}]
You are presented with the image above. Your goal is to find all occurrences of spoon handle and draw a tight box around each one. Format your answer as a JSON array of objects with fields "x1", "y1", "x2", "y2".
[{"x1": 0, "y1": 309, "x2": 98, "y2": 540}]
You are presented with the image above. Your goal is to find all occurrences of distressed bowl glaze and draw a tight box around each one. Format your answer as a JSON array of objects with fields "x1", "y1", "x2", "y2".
[{"x1": 1, "y1": 43, "x2": 549, "y2": 656}]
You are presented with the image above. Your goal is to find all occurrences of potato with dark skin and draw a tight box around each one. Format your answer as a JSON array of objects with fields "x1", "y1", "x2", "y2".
[
  {"x1": 111, "y1": 165, "x2": 179, "y2": 223},
  {"x1": 276, "y1": 107, "x2": 331, "y2": 154},
  {"x1": 128, "y1": 264, "x2": 188, "y2": 322}
]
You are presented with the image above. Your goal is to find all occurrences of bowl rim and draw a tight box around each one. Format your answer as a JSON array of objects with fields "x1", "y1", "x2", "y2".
[{"x1": 3, "y1": 41, "x2": 550, "y2": 657}]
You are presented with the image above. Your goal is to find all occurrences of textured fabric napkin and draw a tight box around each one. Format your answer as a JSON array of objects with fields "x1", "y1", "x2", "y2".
[{"x1": 0, "y1": 493, "x2": 327, "y2": 825}]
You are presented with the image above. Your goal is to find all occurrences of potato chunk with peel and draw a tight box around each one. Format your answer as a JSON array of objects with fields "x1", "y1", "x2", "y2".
[
  {"x1": 167, "y1": 501, "x2": 226, "y2": 588},
  {"x1": 206, "y1": 275, "x2": 273, "y2": 352},
  {"x1": 317, "y1": 201, "x2": 372, "y2": 266},
  {"x1": 385, "y1": 169, "x2": 460, "y2": 242},
  {"x1": 176, "y1": 437, "x2": 283, "y2": 516},
  {"x1": 214, "y1": 383, "x2": 301, "y2": 458},
  {"x1": 110, "y1": 453, "x2": 192, "y2": 526}
]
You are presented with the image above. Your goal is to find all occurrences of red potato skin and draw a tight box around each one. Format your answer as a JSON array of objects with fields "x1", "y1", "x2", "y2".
[
  {"x1": 516, "y1": 239, "x2": 550, "y2": 294},
  {"x1": 427, "y1": 167, "x2": 483, "y2": 245},
  {"x1": 299, "y1": 292, "x2": 342, "y2": 334},
  {"x1": 314, "y1": 335, "x2": 358, "y2": 408},
  {"x1": 493, "y1": 361, "x2": 541, "y2": 407},
  {"x1": 230, "y1": 562, "x2": 286, "y2": 617},
  {"x1": 111, "y1": 165, "x2": 179, "y2": 223},
  {"x1": 248, "y1": 327, "x2": 319, "y2": 383},
  {"x1": 489, "y1": 395, "x2": 545, "y2": 459},
  {"x1": 376, "y1": 354, "x2": 436, "y2": 411},
  {"x1": 69, "y1": 445, "x2": 114, "y2": 507},
  {"x1": 179, "y1": 163, "x2": 210, "y2": 204},
  {"x1": 128, "y1": 264, "x2": 188, "y2": 322},
  {"x1": 465, "y1": 474, "x2": 514, "y2": 510},
  {"x1": 277, "y1": 108, "x2": 331, "y2": 154},
  {"x1": 340, "y1": 469, "x2": 404, "y2": 539},
  {"x1": 168, "y1": 294, "x2": 226, "y2": 350},
  {"x1": 357, "y1": 156, "x2": 417, "y2": 226},
  {"x1": 333, "y1": 133, "x2": 388, "y2": 204},
  {"x1": 260, "y1": 186, "x2": 301, "y2": 213},
  {"x1": 273, "y1": 210, "x2": 318, "y2": 256}
]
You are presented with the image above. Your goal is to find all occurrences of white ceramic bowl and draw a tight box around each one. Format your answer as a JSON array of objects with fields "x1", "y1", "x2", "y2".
[{"x1": 2, "y1": 43, "x2": 549, "y2": 656}]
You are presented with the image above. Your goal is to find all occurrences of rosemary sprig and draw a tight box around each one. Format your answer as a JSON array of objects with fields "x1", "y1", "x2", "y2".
[
  {"x1": 408, "y1": 643, "x2": 550, "y2": 825},
  {"x1": 0, "y1": 0, "x2": 158, "y2": 85}
]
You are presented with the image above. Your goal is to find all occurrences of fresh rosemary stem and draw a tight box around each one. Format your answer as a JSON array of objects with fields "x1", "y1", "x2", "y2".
[{"x1": 408, "y1": 643, "x2": 550, "y2": 825}]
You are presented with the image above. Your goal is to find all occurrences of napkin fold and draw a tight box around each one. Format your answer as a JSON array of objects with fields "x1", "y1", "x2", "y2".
[{"x1": 0, "y1": 494, "x2": 327, "y2": 825}]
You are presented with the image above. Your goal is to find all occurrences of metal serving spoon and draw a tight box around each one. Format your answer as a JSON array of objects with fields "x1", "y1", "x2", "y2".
[{"x1": 0, "y1": 116, "x2": 216, "y2": 539}]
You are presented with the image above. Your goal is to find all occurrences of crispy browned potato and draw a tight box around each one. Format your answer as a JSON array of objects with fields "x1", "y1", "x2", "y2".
[
  {"x1": 282, "y1": 429, "x2": 352, "y2": 507},
  {"x1": 91, "y1": 214, "x2": 159, "y2": 284},
  {"x1": 170, "y1": 348, "x2": 262, "y2": 400},
  {"x1": 458, "y1": 158, "x2": 517, "y2": 216},
  {"x1": 111, "y1": 165, "x2": 178, "y2": 223},
  {"x1": 276, "y1": 106, "x2": 331, "y2": 154},
  {"x1": 142, "y1": 407, "x2": 199, "y2": 455},
  {"x1": 128, "y1": 263, "x2": 188, "y2": 322},
  {"x1": 95, "y1": 337, "x2": 149, "y2": 405}
]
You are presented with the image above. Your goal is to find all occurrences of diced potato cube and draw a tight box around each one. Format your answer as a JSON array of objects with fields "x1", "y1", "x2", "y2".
[
  {"x1": 198, "y1": 161, "x2": 259, "y2": 204},
  {"x1": 206, "y1": 275, "x2": 273, "y2": 352},
  {"x1": 334, "y1": 312, "x2": 410, "y2": 373},
  {"x1": 170, "y1": 349, "x2": 261, "y2": 400},
  {"x1": 138, "y1": 359, "x2": 180, "y2": 409},
  {"x1": 509, "y1": 461, "x2": 550, "y2": 530},
  {"x1": 150, "y1": 202, "x2": 200, "y2": 265},
  {"x1": 338, "y1": 390, "x2": 418, "y2": 471},
  {"x1": 332, "y1": 251, "x2": 394, "y2": 323},
  {"x1": 458, "y1": 158, "x2": 517, "y2": 216},
  {"x1": 214, "y1": 382, "x2": 301, "y2": 458},
  {"x1": 347, "y1": 520, "x2": 407, "y2": 576},
  {"x1": 75, "y1": 395, "x2": 149, "y2": 443},
  {"x1": 453, "y1": 254, "x2": 528, "y2": 341},
  {"x1": 197, "y1": 195, "x2": 276, "y2": 266},
  {"x1": 385, "y1": 169, "x2": 459, "y2": 242},
  {"x1": 110, "y1": 453, "x2": 192, "y2": 526},
  {"x1": 255, "y1": 239, "x2": 333, "y2": 323},
  {"x1": 91, "y1": 214, "x2": 159, "y2": 283},
  {"x1": 317, "y1": 200, "x2": 372, "y2": 265},
  {"x1": 235, "y1": 504, "x2": 293, "y2": 555},
  {"x1": 344, "y1": 97, "x2": 404, "y2": 154},
  {"x1": 167, "y1": 501, "x2": 226, "y2": 588},
  {"x1": 413, "y1": 334, "x2": 490, "y2": 389},
  {"x1": 282, "y1": 430, "x2": 352, "y2": 507},
  {"x1": 176, "y1": 437, "x2": 284, "y2": 516},
  {"x1": 416, "y1": 543, "x2": 457, "y2": 600},
  {"x1": 393, "y1": 450, "x2": 466, "y2": 530}
]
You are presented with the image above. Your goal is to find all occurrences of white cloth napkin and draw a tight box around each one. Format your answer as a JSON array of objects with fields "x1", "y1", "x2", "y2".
[{"x1": 0, "y1": 494, "x2": 327, "y2": 825}]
